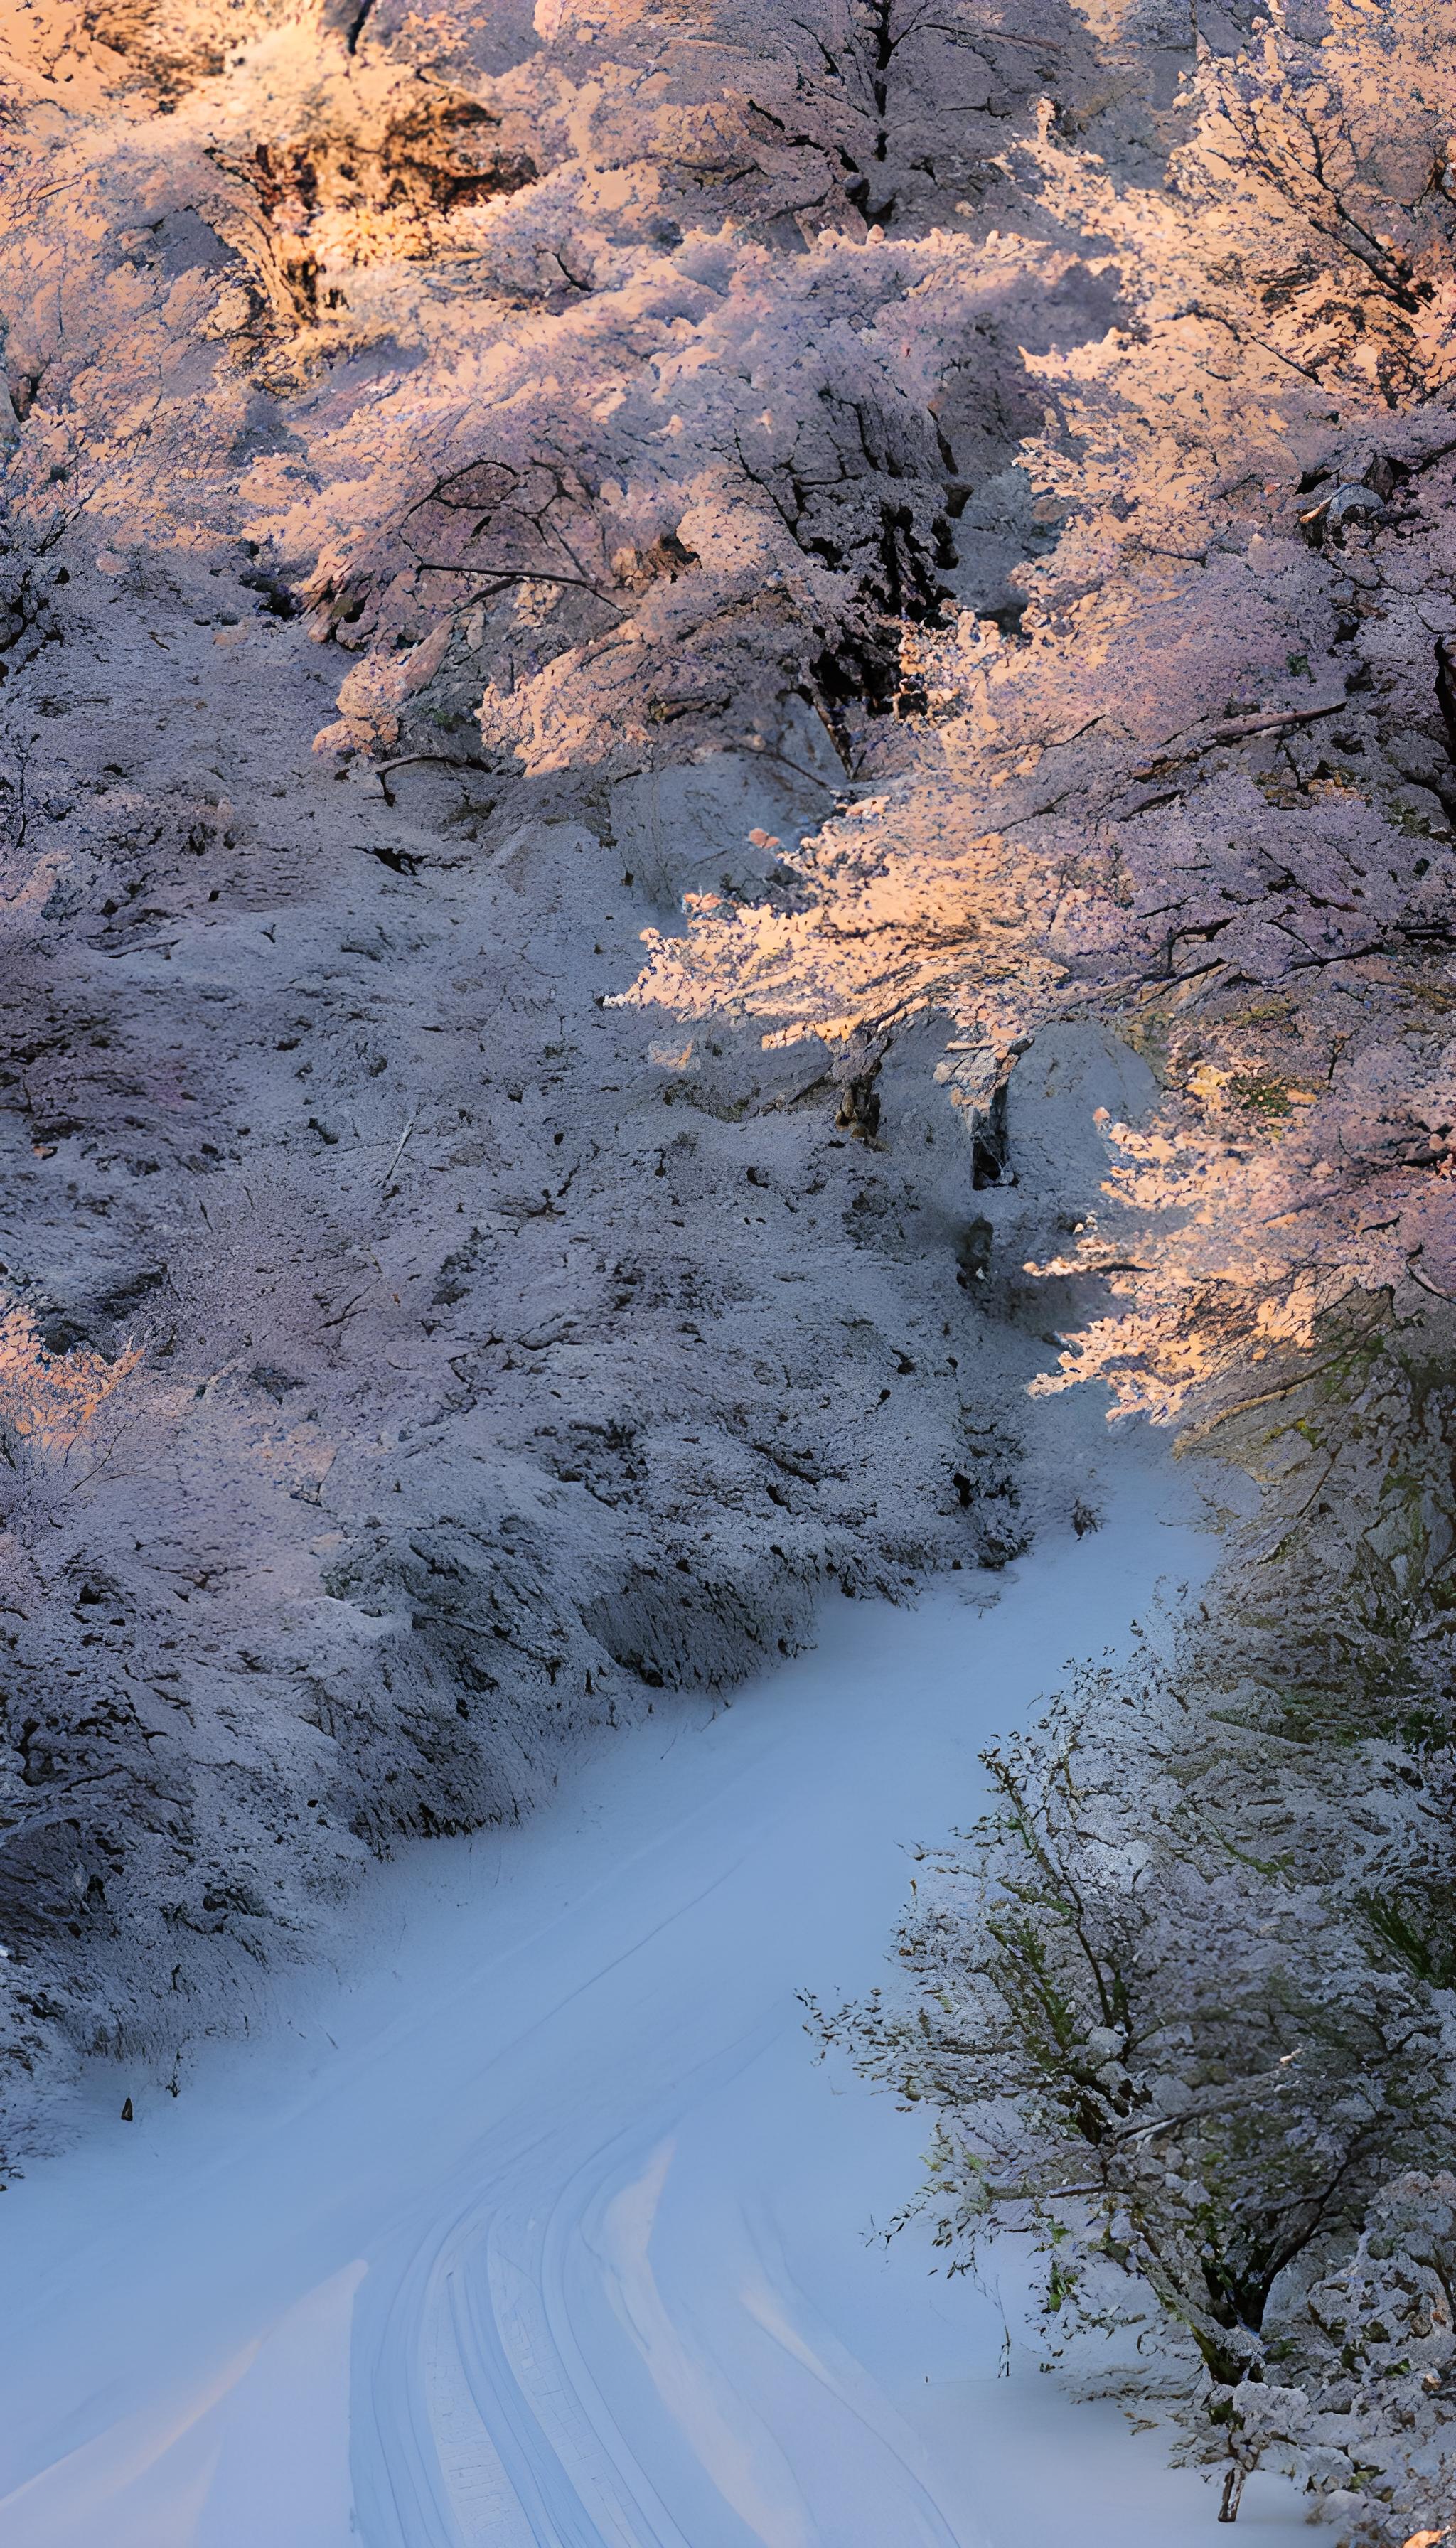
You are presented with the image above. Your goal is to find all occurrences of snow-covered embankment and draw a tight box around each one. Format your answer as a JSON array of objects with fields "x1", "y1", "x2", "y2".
[{"x1": 0, "y1": 1447, "x2": 1300, "y2": 2547}]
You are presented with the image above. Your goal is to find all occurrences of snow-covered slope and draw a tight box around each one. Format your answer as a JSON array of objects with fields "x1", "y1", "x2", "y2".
[
  {"x1": 0, "y1": 1447, "x2": 1297, "y2": 2546},
  {"x1": 4, "y1": 0, "x2": 1455, "y2": 2180}
]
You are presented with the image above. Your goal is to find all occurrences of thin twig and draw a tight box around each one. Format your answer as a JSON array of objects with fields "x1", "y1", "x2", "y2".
[{"x1": 382, "y1": 1115, "x2": 417, "y2": 1194}]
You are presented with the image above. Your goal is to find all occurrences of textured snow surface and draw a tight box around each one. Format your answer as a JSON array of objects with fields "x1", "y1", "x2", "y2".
[{"x1": 0, "y1": 1450, "x2": 1299, "y2": 2545}]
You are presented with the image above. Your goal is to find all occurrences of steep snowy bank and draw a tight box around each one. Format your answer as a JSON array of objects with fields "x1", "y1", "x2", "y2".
[{"x1": 0, "y1": 1442, "x2": 1297, "y2": 2546}]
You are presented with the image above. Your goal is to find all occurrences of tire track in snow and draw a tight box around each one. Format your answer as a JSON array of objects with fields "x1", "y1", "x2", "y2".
[{"x1": 354, "y1": 2058, "x2": 966, "y2": 2548}]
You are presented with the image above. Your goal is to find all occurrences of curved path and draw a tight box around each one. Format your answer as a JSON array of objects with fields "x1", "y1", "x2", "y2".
[{"x1": 0, "y1": 1453, "x2": 1300, "y2": 2546}]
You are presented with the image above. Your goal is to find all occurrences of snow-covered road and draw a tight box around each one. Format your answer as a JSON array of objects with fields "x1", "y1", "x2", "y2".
[{"x1": 0, "y1": 1454, "x2": 1302, "y2": 2546}]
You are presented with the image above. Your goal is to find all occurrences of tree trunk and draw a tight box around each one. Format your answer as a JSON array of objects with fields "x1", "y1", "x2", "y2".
[{"x1": 1219, "y1": 2463, "x2": 1246, "y2": 2523}]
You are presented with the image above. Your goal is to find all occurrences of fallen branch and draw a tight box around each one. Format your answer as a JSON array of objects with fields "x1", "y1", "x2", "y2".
[{"x1": 1209, "y1": 700, "x2": 1346, "y2": 743}]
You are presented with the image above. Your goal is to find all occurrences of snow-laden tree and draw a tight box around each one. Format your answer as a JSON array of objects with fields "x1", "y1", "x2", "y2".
[{"x1": 821, "y1": 1312, "x2": 1456, "y2": 2534}]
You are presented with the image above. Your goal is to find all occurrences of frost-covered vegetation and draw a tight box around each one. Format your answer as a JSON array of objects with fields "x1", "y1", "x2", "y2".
[
  {"x1": 587, "y1": 1, "x2": 1456, "y2": 2534},
  {"x1": 0, "y1": 0, "x2": 1206, "y2": 2155},
  {"x1": 2, "y1": 11, "x2": 1455, "y2": 2523},
  {"x1": 822, "y1": 1316, "x2": 1456, "y2": 2535}
]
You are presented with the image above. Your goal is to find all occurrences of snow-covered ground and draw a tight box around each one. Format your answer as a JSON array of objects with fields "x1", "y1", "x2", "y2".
[{"x1": 0, "y1": 1450, "x2": 1303, "y2": 2547}]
